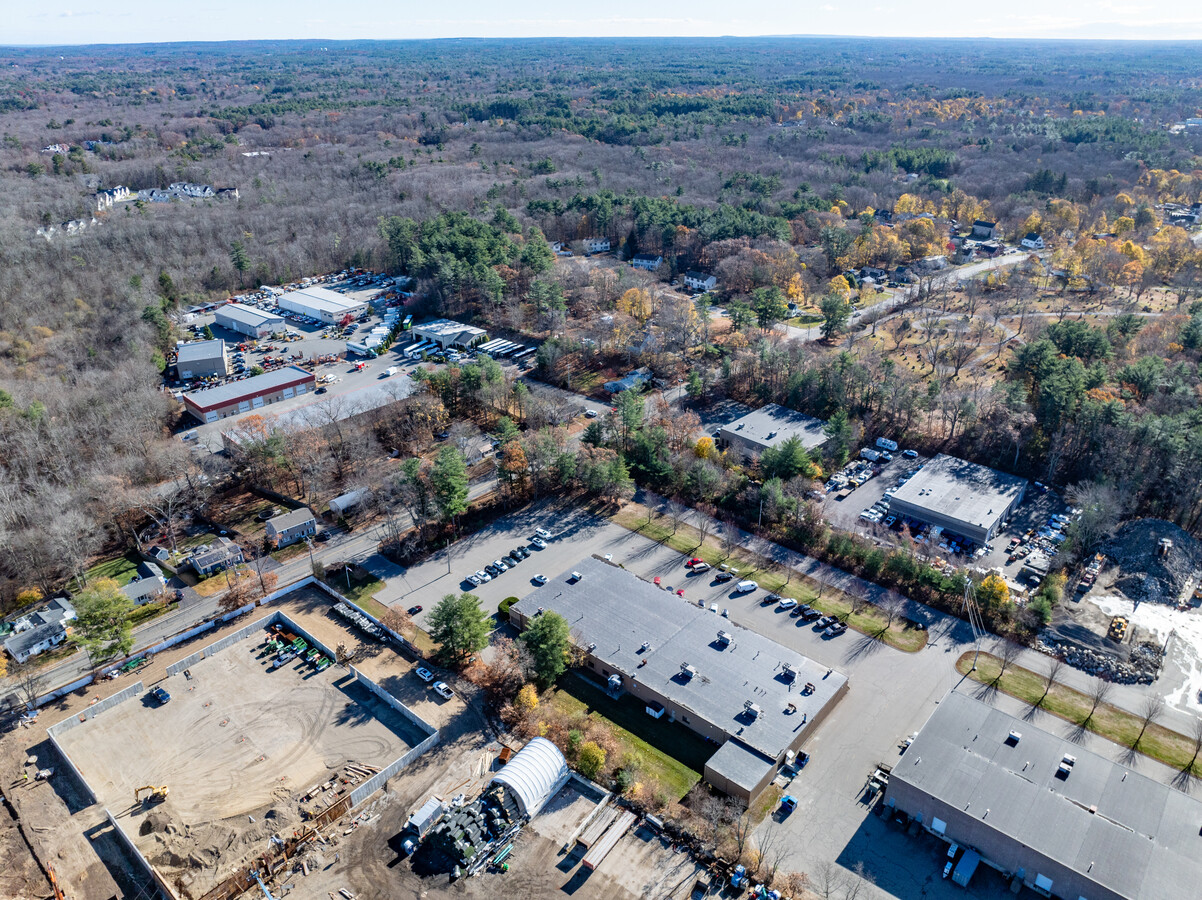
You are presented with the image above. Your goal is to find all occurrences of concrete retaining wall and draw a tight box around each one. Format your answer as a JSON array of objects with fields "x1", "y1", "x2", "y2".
[
  {"x1": 32, "y1": 674, "x2": 94, "y2": 709},
  {"x1": 143, "y1": 620, "x2": 216, "y2": 658},
  {"x1": 350, "y1": 730, "x2": 440, "y2": 806},
  {"x1": 349, "y1": 665, "x2": 438, "y2": 739},
  {"x1": 105, "y1": 808, "x2": 174, "y2": 900},
  {"x1": 47, "y1": 682, "x2": 145, "y2": 805}
]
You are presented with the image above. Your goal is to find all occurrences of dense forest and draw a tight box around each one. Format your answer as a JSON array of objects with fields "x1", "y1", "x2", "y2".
[{"x1": 1, "y1": 38, "x2": 1201, "y2": 605}]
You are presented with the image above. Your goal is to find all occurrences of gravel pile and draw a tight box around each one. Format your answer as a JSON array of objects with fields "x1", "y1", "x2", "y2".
[
  {"x1": 1035, "y1": 638, "x2": 1164, "y2": 685},
  {"x1": 1101, "y1": 518, "x2": 1202, "y2": 605}
]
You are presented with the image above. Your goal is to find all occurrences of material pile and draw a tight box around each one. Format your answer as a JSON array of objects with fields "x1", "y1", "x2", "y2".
[{"x1": 1101, "y1": 519, "x2": 1202, "y2": 605}]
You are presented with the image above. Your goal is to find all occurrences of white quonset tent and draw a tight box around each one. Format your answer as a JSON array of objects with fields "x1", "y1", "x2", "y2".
[{"x1": 489, "y1": 737, "x2": 570, "y2": 819}]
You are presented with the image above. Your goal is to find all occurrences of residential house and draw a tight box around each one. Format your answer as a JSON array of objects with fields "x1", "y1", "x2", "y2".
[
  {"x1": 119, "y1": 561, "x2": 167, "y2": 607},
  {"x1": 264, "y1": 508, "x2": 318, "y2": 548},
  {"x1": 583, "y1": 238, "x2": 611, "y2": 254},
  {"x1": 971, "y1": 220, "x2": 1000, "y2": 240},
  {"x1": 604, "y1": 368, "x2": 652, "y2": 394},
  {"x1": 860, "y1": 266, "x2": 888, "y2": 281},
  {"x1": 873, "y1": 209, "x2": 893, "y2": 224},
  {"x1": 95, "y1": 185, "x2": 132, "y2": 211},
  {"x1": 216, "y1": 187, "x2": 240, "y2": 200},
  {"x1": 631, "y1": 254, "x2": 663, "y2": 272},
  {"x1": 916, "y1": 255, "x2": 948, "y2": 272},
  {"x1": 4, "y1": 597, "x2": 76, "y2": 664},
  {"x1": 41, "y1": 143, "x2": 71, "y2": 154},
  {"x1": 891, "y1": 266, "x2": 917, "y2": 284},
  {"x1": 683, "y1": 271, "x2": 717, "y2": 292},
  {"x1": 170, "y1": 182, "x2": 215, "y2": 199},
  {"x1": 1021, "y1": 233, "x2": 1045, "y2": 250},
  {"x1": 189, "y1": 537, "x2": 244, "y2": 577},
  {"x1": 549, "y1": 241, "x2": 573, "y2": 257},
  {"x1": 976, "y1": 241, "x2": 1004, "y2": 258}
]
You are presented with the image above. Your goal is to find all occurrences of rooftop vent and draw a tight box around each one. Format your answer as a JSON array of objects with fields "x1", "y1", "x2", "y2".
[
  {"x1": 586, "y1": 642, "x2": 597, "y2": 653},
  {"x1": 1006, "y1": 730, "x2": 1022, "y2": 746},
  {"x1": 680, "y1": 663, "x2": 698, "y2": 681},
  {"x1": 744, "y1": 700, "x2": 762, "y2": 720},
  {"x1": 638, "y1": 641, "x2": 651, "y2": 654},
  {"x1": 1056, "y1": 754, "x2": 1077, "y2": 779},
  {"x1": 717, "y1": 631, "x2": 732, "y2": 646},
  {"x1": 780, "y1": 663, "x2": 797, "y2": 683}
]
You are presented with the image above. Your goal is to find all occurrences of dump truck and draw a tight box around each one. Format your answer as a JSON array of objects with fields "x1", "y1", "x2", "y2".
[{"x1": 400, "y1": 797, "x2": 447, "y2": 856}]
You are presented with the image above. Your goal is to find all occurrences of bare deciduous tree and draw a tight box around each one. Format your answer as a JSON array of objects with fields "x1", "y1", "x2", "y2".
[
  {"x1": 992, "y1": 639, "x2": 1023, "y2": 685},
  {"x1": 1133, "y1": 695, "x2": 1164, "y2": 750},
  {"x1": 1037, "y1": 656, "x2": 1066, "y2": 708},
  {"x1": 1083, "y1": 678, "x2": 1113, "y2": 729}
]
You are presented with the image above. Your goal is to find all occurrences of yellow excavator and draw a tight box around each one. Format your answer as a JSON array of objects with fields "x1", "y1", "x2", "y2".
[{"x1": 135, "y1": 785, "x2": 169, "y2": 805}]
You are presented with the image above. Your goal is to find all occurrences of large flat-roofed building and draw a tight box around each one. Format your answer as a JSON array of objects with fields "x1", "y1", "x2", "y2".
[
  {"x1": 214, "y1": 303, "x2": 285, "y2": 338},
  {"x1": 888, "y1": 690, "x2": 1202, "y2": 900},
  {"x1": 277, "y1": 286, "x2": 367, "y2": 324},
  {"x1": 181, "y1": 365, "x2": 315, "y2": 423},
  {"x1": 889, "y1": 454, "x2": 1026, "y2": 545},
  {"x1": 510, "y1": 557, "x2": 848, "y2": 804},
  {"x1": 718, "y1": 403, "x2": 828, "y2": 462},
  {"x1": 411, "y1": 318, "x2": 489, "y2": 350},
  {"x1": 175, "y1": 338, "x2": 228, "y2": 379}
]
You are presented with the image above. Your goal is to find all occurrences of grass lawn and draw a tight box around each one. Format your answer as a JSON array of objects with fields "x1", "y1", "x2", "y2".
[
  {"x1": 612, "y1": 503, "x2": 927, "y2": 653},
  {"x1": 270, "y1": 541, "x2": 311, "y2": 563},
  {"x1": 321, "y1": 572, "x2": 387, "y2": 615},
  {"x1": 957, "y1": 652, "x2": 1201, "y2": 773},
  {"x1": 85, "y1": 552, "x2": 142, "y2": 586},
  {"x1": 554, "y1": 670, "x2": 710, "y2": 800}
]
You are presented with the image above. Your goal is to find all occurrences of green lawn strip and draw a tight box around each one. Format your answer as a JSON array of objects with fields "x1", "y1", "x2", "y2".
[
  {"x1": 613, "y1": 504, "x2": 926, "y2": 653},
  {"x1": 322, "y1": 574, "x2": 387, "y2": 613},
  {"x1": 554, "y1": 671, "x2": 707, "y2": 800},
  {"x1": 956, "y1": 652, "x2": 1199, "y2": 772},
  {"x1": 269, "y1": 541, "x2": 311, "y2": 563},
  {"x1": 128, "y1": 602, "x2": 171, "y2": 627},
  {"x1": 85, "y1": 552, "x2": 142, "y2": 586}
]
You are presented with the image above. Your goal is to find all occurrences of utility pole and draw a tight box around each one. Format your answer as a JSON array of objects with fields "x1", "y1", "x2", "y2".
[{"x1": 963, "y1": 579, "x2": 985, "y2": 671}]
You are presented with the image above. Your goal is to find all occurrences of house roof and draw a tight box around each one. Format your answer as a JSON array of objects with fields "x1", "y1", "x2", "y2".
[
  {"x1": 632, "y1": 253, "x2": 662, "y2": 262},
  {"x1": 973, "y1": 219, "x2": 997, "y2": 228},
  {"x1": 3, "y1": 597, "x2": 76, "y2": 658},
  {"x1": 719, "y1": 403, "x2": 829, "y2": 453},
  {"x1": 266, "y1": 508, "x2": 316, "y2": 532},
  {"x1": 1023, "y1": 232, "x2": 1042, "y2": 242},
  {"x1": 511, "y1": 557, "x2": 846, "y2": 762},
  {"x1": 119, "y1": 562, "x2": 166, "y2": 600},
  {"x1": 215, "y1": 303, "x2": 284, "y2": 328},
  {"x1": 182, "y1": 366, "x2": 314, "y2": 413},
  {"x1": 889, "y1": 454, "x2": 1026, "y2": 534},
  {"x1": 893, "y1": 691, "x2": 1202, "y2": 900},
  {"x1": 190, "y1": 537, "x2": 242, "y2": 569},
  {"x1": 685, "y1": 271, "x2": 714, "y2": 281},
  {"x1": 176, "y1": 339, "x2": 226, "y2": 364}
]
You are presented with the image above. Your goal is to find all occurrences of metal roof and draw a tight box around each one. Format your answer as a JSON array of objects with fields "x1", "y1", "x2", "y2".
[
  {"x1": 705, "y1": 738, "x2": 777, "y2": 792},
  {"x1": 511, "y1": 557, "x2": 846, "y2": 762},
  {"x1": 890, "y1": 454, "x2": 1027, "y2": 533},
  {"x1": 182, "y1": 366, "x2": 313, "y2": 412},
  {"x1": 412, "y1": 318, "x2": 488, "y2": 343},
  {"x1": 279, "y1": 286, "x2": 366, "y2": 316},
  {"x1": 215, "y1": 303, "x2": 283, "y2": 327},
  {"x1": 893, "y1": 691, "x2": 1202, "y2": 900},
  {"x1": 176, "y1": 339, "x2": 226, "y2": 363},
  {"x1": 489, "y1": 737, "x2": 569, "y2": 818},
  {"x1": 719, "y1": 403, "x2": 829, "y2": 452}
]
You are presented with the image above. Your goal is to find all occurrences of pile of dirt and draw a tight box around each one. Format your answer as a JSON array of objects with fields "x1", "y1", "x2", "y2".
[
  {"x1": 145, "y1": 799, "x2": 302, "y2": 900},
  {"x1": 1101, "y1": 518, "x2": 1202, "y2": 605}
]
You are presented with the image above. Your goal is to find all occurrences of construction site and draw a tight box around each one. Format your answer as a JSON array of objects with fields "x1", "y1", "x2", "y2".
[{"x1": 50, "y1": 608, "x2": 437, "y2": 900}]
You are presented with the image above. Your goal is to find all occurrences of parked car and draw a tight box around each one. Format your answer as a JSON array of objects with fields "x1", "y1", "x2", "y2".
[
  {"x1": 827, "y1": 621, "x2": 848, "y2": 636},
  {"x1": 691, "y1": 561, "x2": 710, "y2": 573},
  {"x1": 715, "y1": 571, "x2": 734, "y2": 583},
  {"x1": 902, "y1": 449, "x2": 918, "y2": 459},
  {"x1": 815, "y1": 616, "x2": 834, "y2": 628},
  {"x1": 502, "y1": 555, "x2": 520, "y2": 567},
  {"x1": 735, "y1": 580, "x2": 758, "y2": 594},
  {"x1": 584, "y1": 409, "x2": 598, "y2": 418},
  {"x1": 535, "y1": 528, "x2": 553, "y2": 539},
  {"x1": 415, "y1": 667, "x2": 435, "y2": 682},
  {"x1": 485, "y1": 564, "x2": 501, "y2": 576},
  {"x1": 433, "y1": 681, "x2": 454, "y2": 700},
  {"x1": 533, "y1": 574, "x2": 547, "y2": 585},
  {"x1": 467, "y1": 573, "x2": 482, "y2": 586},
  {"x1": 151, "y1": 686, "x2": 171, "y2": 705},
  {"x1": 529, "y1": 536, "x2": 547, "y2": 549},
  {"x1": 475, "y1": 569, "x2": 492, "y2": 583},
  {"x1": 778, "y1": 598, "x2": 798, "y2": 610},
  {"x1": 801, "y1": 607, "x2": 823, "y2": 621},
  {"x1": 491, "y1": 559, "x2": 509, "y2": 572},
  {"x1": 408, "y1": 605, "x2": 423, "y2": 615}
]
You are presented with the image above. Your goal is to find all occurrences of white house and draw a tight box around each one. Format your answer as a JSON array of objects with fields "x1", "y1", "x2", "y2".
[
  {"x1": 583, "y1": 238, "x2": 611, "y2": 254},
  {"x1": 4, "y1": 597, "x2": 76, "y2": 664},
  {"x1": 170, "y1": 182, "x2": 215, "y2": 198},
  {"x1": 631, "y1": 254, "x2": 663, "y2": 271},
  {"x1": 683, "y1": 271, "x2": 718, "y2": 292},
  {"x1": 119, "y1": 561, "x2": 168, "y2": 607},
  {"x1": 1021, "y1": 233, "x2": 1045, "y2": 251}
]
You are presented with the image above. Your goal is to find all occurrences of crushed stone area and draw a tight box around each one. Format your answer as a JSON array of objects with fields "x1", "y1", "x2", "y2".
[{"x1": 1102, "y1": 518, "x2": 1202, "y2": 605}]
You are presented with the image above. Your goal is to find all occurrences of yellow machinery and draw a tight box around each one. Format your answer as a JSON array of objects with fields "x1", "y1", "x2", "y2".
[{"x1": 135, "y1": 784, "x2": 169, "y2": 804}]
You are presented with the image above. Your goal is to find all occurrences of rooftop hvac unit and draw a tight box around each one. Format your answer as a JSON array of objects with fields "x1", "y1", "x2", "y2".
[
  {"x1": 1006, "y1": 730, "x2": 1022, "y2": 746},
  {"x1": 638, "y1": 641, "x2": 651, "y2": 654},
  {"x1": 717, "y1": 631, "x2": 733, "y2": 646},
  {"x1": 780, "y1": 663, "x2": 796, "y2": 682},
  {"x1": 587, "y1": 642, "x2": 597, "y2": 653},
  {"x1": 607, "y1": 674, "x2": 622, "y2": 689},
  {"x1": 744, "y1": 701, "x2": 762, "y2": 720},
  {"x1": 680, "y1": 663, "x2": 697, "y2": 680}
]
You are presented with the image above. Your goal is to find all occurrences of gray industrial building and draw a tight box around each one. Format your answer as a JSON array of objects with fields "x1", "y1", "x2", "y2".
[
  {"x1": 277, "y1": 286, "x2": 367, "y2": 324},
  {"x1": 718, "y1": 403, "x2": 828, "y2": 462},
  {"x1": 214, "y1": 303, "x2": 285, "y2": 338},
  {"x1": 887, "y1": 690, "x2": 1202, "y2": 900},
  {"x1": 175, "y1": 338, "x2": 228, "y2": 378},
  {"x1": 889, "y1": 454, "x2": 1026, "y2": 545},
  {"x1": 510, "y1": 557, "x2": 848, "y2": 804}
]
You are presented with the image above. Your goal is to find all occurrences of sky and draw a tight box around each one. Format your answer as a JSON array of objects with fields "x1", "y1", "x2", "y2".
[{"x1": 8, "y1": 0, "x2": 1202, "y2": 45}]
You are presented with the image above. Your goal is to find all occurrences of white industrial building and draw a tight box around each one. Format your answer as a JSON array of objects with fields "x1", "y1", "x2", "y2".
[
  {"x1": 215, "y1": 303, "x2": 285, "y2": 338},
  {"x1": 175, "y1": 339, "x2": 228, "y2": 378},
  {"x1": 718, "y1": 403, "x2": 829, "y2": 462},
  {"x1": 890, "y1": 454, "x2": 1027, "y2": 545},
  {"x1": 411, "y1": 318, "x2": 489, "y2": 350},
  {"x1": 277, "y1": 286, "x2": 367, "y2": 324},
  {"x1": 489, "y1": 737, "x2": 570, "y2": 818}
]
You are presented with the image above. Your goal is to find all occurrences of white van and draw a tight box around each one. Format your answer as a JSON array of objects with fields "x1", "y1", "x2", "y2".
[{"x1": 736, "y1": 580, "x2": 758, "y2": 594}]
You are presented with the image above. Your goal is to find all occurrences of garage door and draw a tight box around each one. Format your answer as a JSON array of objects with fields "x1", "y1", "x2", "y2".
[
  {"x1": 252, "y1": 396, "x2": 265, "y2": 408},
  {"x1": 282, "y1": 387, "x2": 294, "y2": 399},
  {"x1": 238, "y1": 401, "x2": 250, "y2": 412},
  {"x1": 205, "y1": 411, "x2": 219, "y2": 423},
  {"x1": 931, "y1": 818, "x2": 946, "y2": 835},
  {"x1": 295, "y1": 384, "x2": 306, "y2": 394},
  {"x1": 1034, "y1": 874, "x2": 1054, "y2": 893}
]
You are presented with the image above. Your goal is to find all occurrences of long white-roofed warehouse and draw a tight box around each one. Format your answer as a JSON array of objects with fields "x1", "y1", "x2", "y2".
[
  {"x1": 887, "y1": 690, "x2": 1202, "y2": 900},
  {"x1": 509, "y1": 557, "x2": 848, "y2": 805},
  {"x1": 214, "y1": 302, "x2": 285, "y2": 337},
  {"x1": 277, "y1": 286, "x2": 367, "y2": 323},
  {"x1": 888, "y1": 453, "x2": 1027, "y2": 546},
  {"x1": 181, "y1": 365, "x2": 315, "y2": 423}
]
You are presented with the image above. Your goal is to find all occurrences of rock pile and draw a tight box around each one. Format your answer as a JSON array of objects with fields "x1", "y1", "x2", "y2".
[
  {"x1": 1102, "y1": 519, "x2": 1202, "y2": 605},
  {"x1": 1035, "y1": 638, "x2": 1163, "y2": 685}
]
